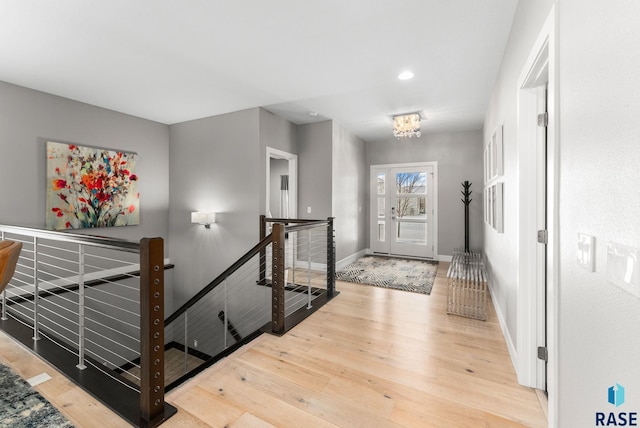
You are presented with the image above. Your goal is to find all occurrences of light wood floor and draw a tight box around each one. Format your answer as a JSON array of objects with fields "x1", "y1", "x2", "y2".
[
  {"x1": 120, "y1": 347, "x2": 206, "y2": 387},
  {"x1": 0, "y1": 262, "x2": 547, "y2": 427}
]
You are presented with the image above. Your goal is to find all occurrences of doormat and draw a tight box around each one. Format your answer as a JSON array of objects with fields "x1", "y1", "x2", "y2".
[
  {"x1": 336, "y1": 255, "x2": 438, "y2": 295},
  {"x1": 0, "y1": 362, "x2": 73, "y2": 427}
]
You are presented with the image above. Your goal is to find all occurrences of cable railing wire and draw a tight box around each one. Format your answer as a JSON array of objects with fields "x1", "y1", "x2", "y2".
[
  {"x1": 165, "y1": 218, "x2": 334, "y2": 386},
  {"x1": 0, "y1": 225, "x2": 161, "y2": 405},
  {"x1": 1, "y1": 219, "x2": 335, "y2": 423}
]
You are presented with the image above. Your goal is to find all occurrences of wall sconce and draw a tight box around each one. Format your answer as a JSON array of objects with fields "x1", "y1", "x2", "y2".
[{"x1": 191, "y1": 212, "x2": 216, "y2": 228}]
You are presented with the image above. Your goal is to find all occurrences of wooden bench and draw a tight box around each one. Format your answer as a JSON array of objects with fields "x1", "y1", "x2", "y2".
[{"x1": 446, "y1": 250, "x2": 487, "y2": 321}]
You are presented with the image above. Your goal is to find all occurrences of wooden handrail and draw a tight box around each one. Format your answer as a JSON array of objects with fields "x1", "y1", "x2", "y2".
[
  {"x1": 164, "y1": 233, "x2": 273, "y2": 326},
  {"x1": 262, "y1": 217, "x2": 323, "y2": 224},
  {"x1": 282, "y1": 220, "x2": 329, "y2": 233}
]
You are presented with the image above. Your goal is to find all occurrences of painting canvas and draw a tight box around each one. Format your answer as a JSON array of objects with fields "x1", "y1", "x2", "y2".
[{"x1": 46, "y1": 141, "x2": 139, "y2": 230}]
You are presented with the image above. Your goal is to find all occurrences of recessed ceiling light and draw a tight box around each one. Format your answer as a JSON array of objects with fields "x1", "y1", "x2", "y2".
[{"x1": 398, "y1": 71, "x2": 414, "y2": 80}]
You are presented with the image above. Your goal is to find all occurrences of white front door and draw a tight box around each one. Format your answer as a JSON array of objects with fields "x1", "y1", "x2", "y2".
[{"x1": 371, "y1": 163, "x2": 436, "y2": 258}]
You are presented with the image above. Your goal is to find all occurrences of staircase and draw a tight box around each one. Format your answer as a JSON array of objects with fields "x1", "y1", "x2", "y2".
[{"x1": 0, "y1": 217, "x2": 336, "y2": 427}]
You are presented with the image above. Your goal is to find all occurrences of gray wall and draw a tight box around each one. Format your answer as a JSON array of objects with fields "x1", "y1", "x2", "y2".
[
  {"x1": 259, "y1": 108, "x2": 298, "y2": 215},
  {"x1": 483, "y1": 1, "x2": 640, "y2": 425},
  {"x1": 366, "y1": 131, "x2": 484, "y2": 257},
  {"x1": 332, "y1": 123, "x2": 367, "y2": 262},
  {"x1": 0, "y1": 80, "x2": 174, "y2": 312},
  {"x1": 168, "y1": 108, "x2": 261, "y2": 307},
  {"x1": 557, "y1": 1, "x2": 640, "y2": 425},
  {"x1": 483, "y1": 0, "x2": 554, "y2": 377},
  {"x1": 297, "y1": 121, "x2": 333, "y2": 219},
  {"x1": 0, "y1": 81, "x2": 170, "y2": 241}
]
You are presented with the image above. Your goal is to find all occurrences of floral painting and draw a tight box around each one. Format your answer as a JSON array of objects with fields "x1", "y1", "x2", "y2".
[{"x1": 46, "y1": 141, "x2": 140, "y2": 230}]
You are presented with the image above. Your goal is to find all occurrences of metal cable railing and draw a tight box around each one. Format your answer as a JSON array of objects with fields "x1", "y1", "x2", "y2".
[
  {"x1": 280, "y1": 224, "x2": 329, "y2": 317},
  {"x1": 162, "y1": 217, "x2": 336, "y2": 388},
  {"x1": 164, "y1": 249, "x2": 272, "y2": 384},
  {"x1": 0, "y1": 230, "x2": 140, "y2": 372},
  {"x1": 0, "y1": 218, "x2": 337, "y2": 424},
  {"x1": 0, "y1": 225, "x2": 171, "y2": 427}
]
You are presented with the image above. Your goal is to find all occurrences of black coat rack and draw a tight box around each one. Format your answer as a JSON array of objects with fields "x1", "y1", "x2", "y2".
[{"x1": 461, "y1": 181, "x2": 472, "y2": 253}]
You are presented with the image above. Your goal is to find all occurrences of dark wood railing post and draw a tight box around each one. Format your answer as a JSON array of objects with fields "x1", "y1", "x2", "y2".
[
  {"x1": 140, "y1": 237, "x2": 165, "y2": 427},
  {"x1": 271, "y1": 223, "x2": 285, "y2": 335},
  {"x1": 326, "y1": 217, "x2": 336, "y2": 297},
  {"x1": 259, "y1": 215, "x2": 267, "y2": 285}
]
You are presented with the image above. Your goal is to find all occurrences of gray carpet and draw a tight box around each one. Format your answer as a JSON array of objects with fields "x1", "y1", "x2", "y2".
[
  {"x1": 337, "y1": 255, "x2": 438, "y2": 294},
  {"x1": 0, "y1": 363, "x2": 73, "y2": 427}
]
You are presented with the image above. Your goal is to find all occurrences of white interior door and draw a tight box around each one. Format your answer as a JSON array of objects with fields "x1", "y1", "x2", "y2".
[{"x1": 371, "y1": 163, "x2": 435, "y2": 258}]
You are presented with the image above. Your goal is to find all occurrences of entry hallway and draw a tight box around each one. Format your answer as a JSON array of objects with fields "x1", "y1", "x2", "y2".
[{"x1": 0, "y1": 262, "x2": 547, "y2": 427}]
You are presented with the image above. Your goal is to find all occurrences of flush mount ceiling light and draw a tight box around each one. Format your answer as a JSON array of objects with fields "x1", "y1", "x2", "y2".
[
  {"x1": 398, "y1": 70, "x2": 414, "y2": 80},
  {"x1": 392, "y1": 113, "x2": 422, "y2": 139}
]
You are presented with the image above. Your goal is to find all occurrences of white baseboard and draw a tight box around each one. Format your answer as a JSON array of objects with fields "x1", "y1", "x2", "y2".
[
  {"x1": 337, "y1": 249, "x2": 367, "y2": 270},
  {"x1": 487, "y1": 280, "x2": 518, "y2": 371},
  {"x1": 364, "y1": 248, "x2": 450, "y2": 262},
  {"x1": 437, "y1": 254, "x2": 453, "y2": 262}
]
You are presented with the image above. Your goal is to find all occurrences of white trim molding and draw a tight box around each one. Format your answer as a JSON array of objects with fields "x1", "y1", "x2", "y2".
[
  {"x1": 487, "y1": 278, "x2": 518, "y2": 370},
  {"x1": 265, "y1": 146, "x2": 298, "y2": 219},
  {"x1": 516, "y1": 6, "x2": 558, "y2": 427},
  {"x1": 337, "y1": 249, "x2": 367, "y2": 271}
]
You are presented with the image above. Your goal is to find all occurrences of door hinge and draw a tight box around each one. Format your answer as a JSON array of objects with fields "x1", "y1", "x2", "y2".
[
  {"x1": 537, "y1": 112, "x2": 548, "y2": 127},
  {"x1": 537, "y1": 229, "x2": 548, "y2": 244},
  {"x1": 537, "y1": 346, "x2": 548, "y2": 362}
]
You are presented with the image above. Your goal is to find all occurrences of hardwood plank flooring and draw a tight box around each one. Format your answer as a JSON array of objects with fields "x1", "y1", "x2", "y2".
[
  {"x1": 0, "y1": 262, "x2": 547, "y2": 427},
  {"x1": 121, "y1": 347, "x2": 206, "y2": 387}
]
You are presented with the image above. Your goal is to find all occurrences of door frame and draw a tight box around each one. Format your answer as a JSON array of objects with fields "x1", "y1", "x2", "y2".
[
  {"x1": 369, "y1": 161, "x2": 438, "y2": 259},
  {"x1": 516, "y1": 5, "x2": 557, "y2": 426},
  {"x1": 266, "y1": 147, "x2": 298, "y2": 219}
]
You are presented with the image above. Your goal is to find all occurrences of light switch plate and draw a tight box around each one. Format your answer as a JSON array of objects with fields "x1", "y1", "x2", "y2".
[
  {"x1": 606, "y1": 242, "x2": 640, "y2": 297},
  {"x1": 577, "y1": 233, "x2": 595, "y2": 272}
]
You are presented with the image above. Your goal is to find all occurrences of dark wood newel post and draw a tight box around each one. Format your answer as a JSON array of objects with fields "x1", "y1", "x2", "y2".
[
  {"x1": 259, "y1": 215, "x2": 266, "y2": 285},
  {"x1": 140, "y1": 237, "x2": 165, "y2": 427},
  {"x1": 327, "y1": 217, "x2": 336, "y2": 297},
  {"x1": 271, "y1": 223, "x2": 285, "y2": 335}
]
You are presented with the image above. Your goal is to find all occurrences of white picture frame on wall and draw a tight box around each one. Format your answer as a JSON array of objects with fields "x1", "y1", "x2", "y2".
[
  {"x1": 483, "y1": 183, "x2": 504, "y2": 232},
  {"x1": 483, "y1": 147, "x2": 488, "y2": 183},
  {"x1": 493, "y1": 124, "x2": 503, "y2": 177},
  {"x1": 484, "y1": 187, "x2": 488, "y2": 224},
  {"x1": 484, "y1": 187, "x2": 490, "y2": 226},
  {"x1": 486, "y1": 137, "x2": 494, "y2": 181},
  {"x1": 493, "y1": 182, "x2": 504, "y2": 233},
  {"x1": 484, "y1": 124, "x2": 504, "y2": 233}
]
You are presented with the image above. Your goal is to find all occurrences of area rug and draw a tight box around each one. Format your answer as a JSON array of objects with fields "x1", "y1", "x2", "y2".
[
  {"x1": 0, "y1": 363, "x2": 73, "y2": 427},
  {"x1": 337, "y1": 255, "x2": 438, "y2": 294}
]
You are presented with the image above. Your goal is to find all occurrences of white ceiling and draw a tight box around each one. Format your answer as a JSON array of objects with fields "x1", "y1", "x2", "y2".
[{"x1": 0, "y1": 1, "x2": 518, "y2": 142}]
